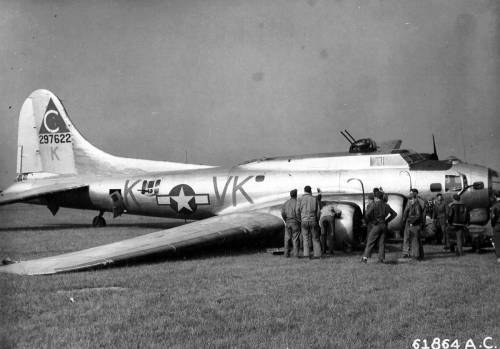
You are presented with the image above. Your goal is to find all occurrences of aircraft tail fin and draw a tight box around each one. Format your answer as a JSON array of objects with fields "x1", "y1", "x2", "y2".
[
  {"x1": 17, "y1": 90, "x2": 78, "y2": 175},
  {"x1": 17, "y1": 89, "x2": 212, "y2": 176}
]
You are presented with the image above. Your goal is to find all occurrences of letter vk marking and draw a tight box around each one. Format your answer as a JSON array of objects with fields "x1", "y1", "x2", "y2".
[
  {"x1": 157, "y1": 184, "x2": 210, "y2": 215},
  {"x1": 124, "y1": 179, "x2": 141, "y2": 207},
  {"x1": 232, "y1": 176, "x2": 254, "y2": 206},
  {"x1": 213, "y1": 176, "x2": 233, "y2": 205}
]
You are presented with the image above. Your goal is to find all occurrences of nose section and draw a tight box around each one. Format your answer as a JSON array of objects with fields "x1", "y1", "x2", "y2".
[{"x1": 459, "y1": 167, "x2": 493, "y2": 209}]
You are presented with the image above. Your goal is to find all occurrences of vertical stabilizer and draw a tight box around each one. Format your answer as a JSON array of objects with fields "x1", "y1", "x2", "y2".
[
  {"x1": 17, "y1": 90, "x2": 76, "y2": 174},
  {"x1": 16, "y1": 89, "x2": 213, "y2": 177}
]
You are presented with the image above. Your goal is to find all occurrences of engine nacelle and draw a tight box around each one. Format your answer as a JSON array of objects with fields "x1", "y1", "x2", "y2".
[
  {"x1": 320, "y1": 193, "x2": 406, "y2": 242},
  {"x1": 322, "y1": 201, "x2": 363, "y2": 250},
  {"x1": 469, "y1": 208, "x2": 489, "y2": 225},
  {"x1": 385, "y1": 194, "x2": 405, "y2": 233}
]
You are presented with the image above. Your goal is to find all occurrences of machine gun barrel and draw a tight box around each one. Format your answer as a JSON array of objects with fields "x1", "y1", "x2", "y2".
[
  {"x1": 340, "y1": 131, "x2": 354, "y2": 144},
  {"x1": 344, "y1": 129, "x2": 356, "y2": 143}
]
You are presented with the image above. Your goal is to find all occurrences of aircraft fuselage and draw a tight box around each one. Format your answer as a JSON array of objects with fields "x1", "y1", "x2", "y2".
[{"x1": 80, "y1": 152, "x2": 492, "y2": 227}]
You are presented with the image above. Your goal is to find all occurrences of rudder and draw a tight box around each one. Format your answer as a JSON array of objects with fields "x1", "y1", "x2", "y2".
[{"x1": 17, "y1": 89, "x2": 76, "y2": 174}]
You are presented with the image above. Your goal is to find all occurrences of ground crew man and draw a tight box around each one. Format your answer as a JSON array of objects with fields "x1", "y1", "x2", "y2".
[
  {"x1": 447, "y1": 194, "x2": 469, "y2": 256},
  {"x1": 361, "y1": 191, "x2": 397, "y2": 263},
  {"x1": 433, "y1": 193, "x2": 449, "y2": 247},
  {"x1": 402, "y1": 189, "x2": 425, "y2": 258},
  {"x1": 490, "y1": 191, "x2": 500, "y2": 263},
  {"x1": 364, "y1": 193, "x2": 375, "y2": 243},
  {"x1": 281, "y1": 189, "x2": 301, "y2": 258},
  {"x1": 319, "y1": 204, "x2": 341, "y2": 255},
  {"x1": 402, "y1": 191, "x2": 424, "y2": 260},
  {"x1": 298, "y1": 185, "x2": 321, "y2": 258}
]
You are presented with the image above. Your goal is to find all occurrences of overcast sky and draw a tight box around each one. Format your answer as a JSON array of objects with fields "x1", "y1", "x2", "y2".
[{"x1": 0, "y1": 0, "x2": 498, "y2": 189}]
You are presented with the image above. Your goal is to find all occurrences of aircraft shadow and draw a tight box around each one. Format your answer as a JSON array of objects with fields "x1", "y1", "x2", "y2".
[
  {"x1": 422, "y1": 247, "x2": 495, "y2": 260},
  {"x1": 81, "y1": 236, "x2": 283, "y2": 272},
  {"x1": 0, "y1": 222, "x2": 184, "y2": 232}
]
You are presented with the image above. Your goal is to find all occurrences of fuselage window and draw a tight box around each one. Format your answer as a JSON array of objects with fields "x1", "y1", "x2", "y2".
[
  {"x1": 255, "y1": 175, "x2": 265, "y2": 182},
  {"x1": 445, "y1": 175, "x2": 462, "y2": 192},
  {"x1": 430, "y1": 183, "x2": 442, "y2": 192},
  {"x1": 141, "y1": 180, "x2": 148, "y2": 194}
]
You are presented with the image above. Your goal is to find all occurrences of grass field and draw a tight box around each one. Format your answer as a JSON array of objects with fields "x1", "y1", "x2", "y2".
[{"x1": 1, "y1": 204, "x2": 499, "y2": 349}]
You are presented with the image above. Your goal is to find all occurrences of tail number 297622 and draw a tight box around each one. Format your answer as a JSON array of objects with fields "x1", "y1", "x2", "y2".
[{"x1": 39, "y1": 133, "x2": 71, "y2": 144}]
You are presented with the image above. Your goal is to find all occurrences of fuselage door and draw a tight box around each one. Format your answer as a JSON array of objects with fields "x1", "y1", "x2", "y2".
[{"x1": 109, "y1": 189, "x2": 125, "y2": 217}]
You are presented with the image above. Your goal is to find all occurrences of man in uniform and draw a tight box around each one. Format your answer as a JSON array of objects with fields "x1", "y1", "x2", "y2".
[
  {"x1": 447, "y1": 194, "x2": 469, "y2": 256},
  {"x1": 281, "y1": 189, "x2": 301, "y2": 257},
  {"x1": 361, "y1": 191, "x2": 397, "y2": 263},
  {"x1": 319, "y1": 204, "x2": 341, "y2": 255},
  {"x1": 402, "y1": 191, "x2": 424, "y2": 260},
  {"x1": 433, "y1": 193, "x2": 449, "y2": 247},
  {"x1": 402, "y1": 189, "x2": 424, "y2": 258},
  {"x1": 298, "y1": 185, "x2": 321, "y2": 258},
  {"x1": 364, "y1": 193, "x2": 375, "y2": 243},
  {"x1": 490, "y1": 191, "x2": 500, "y2": 263}
]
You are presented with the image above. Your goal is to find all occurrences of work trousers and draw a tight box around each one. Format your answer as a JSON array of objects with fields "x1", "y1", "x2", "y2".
[
  {"x1": 494, "y1": 226, "x2": 500, "y2": 258},
  {"x1": 363, "y1": 223, "x2": 386, "y2": 262},
  {"x1": 448, "y1": 225, "x2": 465, "y2": 256},
  {"x1": 319, "y1": 215, "x2": 335, "y2": 254},
  {"x1": 284, "y1": 222, "x2": 301, "y2": 257},
  {"x1": 302, "y1": 220, "x2": 321, "y2": 258},
  {"x1": 403, "y1": 223, "x2": 424, "y2": 256},
  {"x1": 402, "y1": 224, "x2": 410, "y2": 255},
  {"x1": 406, "y1": 224, "x2": 423, "y2": 259},
  {"x1": 435, "y1": 217, "x2": 447, "y2": 245}
]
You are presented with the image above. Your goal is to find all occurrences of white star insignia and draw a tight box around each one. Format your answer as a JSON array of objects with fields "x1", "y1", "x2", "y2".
[{"x1": 171, "y1": 186, "x2": 194, "y2": 212}]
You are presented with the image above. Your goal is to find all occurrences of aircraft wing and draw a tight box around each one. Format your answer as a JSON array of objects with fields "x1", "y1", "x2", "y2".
[
  {"x1": 0, "y1": 212, "x2": 284, "y2": 275},
  {"x1": 0, "y1": 181, "x2": 88, "y2": 206}
]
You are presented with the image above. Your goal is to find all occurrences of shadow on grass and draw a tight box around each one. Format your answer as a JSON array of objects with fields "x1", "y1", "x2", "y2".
[
  {"x1": 0, "y1": 222, "x2": 184, "y2": 232},
  {"x1": 74, "y1": 237, "x2": 284, "y2": 274},
  {"x1": 423, "y1": 247, "x2": 495, "y2": 260}
]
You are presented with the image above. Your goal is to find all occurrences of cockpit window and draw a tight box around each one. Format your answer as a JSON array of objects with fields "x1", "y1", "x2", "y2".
[{"x1": 445, "y1": 175, "x2": 462, "y2": 192}]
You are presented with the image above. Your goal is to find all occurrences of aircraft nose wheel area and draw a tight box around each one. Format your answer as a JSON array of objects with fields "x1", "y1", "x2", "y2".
[{"x1": 92, "y1": 211, "x2": 106, "y2": 227}]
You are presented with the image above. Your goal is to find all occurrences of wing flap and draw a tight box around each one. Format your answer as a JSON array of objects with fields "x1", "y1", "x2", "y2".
[{"x1": 0, "y1": 212, "x2": 284, "y2": 275}]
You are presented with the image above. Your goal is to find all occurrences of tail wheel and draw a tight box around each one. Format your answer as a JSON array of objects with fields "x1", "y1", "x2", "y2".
[{"x1": 92, "y1": 216, "x2": 106, "y2": 227}]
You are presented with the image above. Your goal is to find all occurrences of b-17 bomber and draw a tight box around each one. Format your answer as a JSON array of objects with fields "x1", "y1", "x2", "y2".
[{"x1": 1, "y1": 90, "x2": 497, "y2": 275}]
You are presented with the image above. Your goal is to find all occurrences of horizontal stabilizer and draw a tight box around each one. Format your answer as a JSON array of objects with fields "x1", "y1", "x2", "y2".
[
  {"x1": 0, "y1": 181, "x2": 88, "y2": 206},
  {"x1": 0, "y1": 212, "x2": 284, "y2": 275}
]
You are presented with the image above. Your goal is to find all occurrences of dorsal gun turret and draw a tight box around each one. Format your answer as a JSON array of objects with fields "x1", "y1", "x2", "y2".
[{"x1": 340, "y1": 130, "x2": 377, "y2": 153}]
